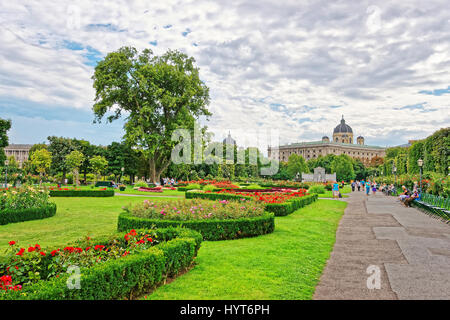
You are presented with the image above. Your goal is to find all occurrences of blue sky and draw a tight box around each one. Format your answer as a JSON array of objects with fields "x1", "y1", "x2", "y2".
[{"x1": 0, "y1": 1, "x2": 449, "y2": 151}]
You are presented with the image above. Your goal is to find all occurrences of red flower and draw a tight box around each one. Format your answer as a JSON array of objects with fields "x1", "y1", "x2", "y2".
[
  {"x1": 85, "y1": 247, "x2": 91, "y2": 251},
  {"x1": 50, "y1": 250, "x2": 59, "y2": 256},
  {"x1": 64, "y1": 247, "x2": 75, "y2": 253},
  {"x1": 74, "y1": 248, "x2": 83, "y2": 253},
  {"x1": 27, "y1": 247, "x2": 35, "y2": 253},
  {"x1": 94, "y1": 245, "x2": 105, "y2": 251},
  {"x1": 8, "y1": 241, "x2": 15, "y2": 246},
  {"x1": 39, "y1": 251, "x2": 46, "y2": 256},
  {"x1": 34, "y1": 244, "x2": 41, "y2": 251},
  {"x1": 16, "y1": 248, "x2": 25, "y2": 256}
]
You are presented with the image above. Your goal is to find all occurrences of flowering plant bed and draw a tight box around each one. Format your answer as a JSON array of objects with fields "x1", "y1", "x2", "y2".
[
  {"x1": 185, "y1": 190, "x2": 318, "y2": 217},
  {"x1": 118, "y1": 199, "x2": 275, "y2": 240},
  {"x1": 0, "y1": 186, "x2": 56, "y2": 225},
  {"x1": 0, "y1": 227, "x2": 202, "y2": 300},
  {"x1": 137, "y1": 187, "x2": 163, "y2": 193},
  {"x1": 49, "y1": 188, "x2": 114, "y2": 197}
]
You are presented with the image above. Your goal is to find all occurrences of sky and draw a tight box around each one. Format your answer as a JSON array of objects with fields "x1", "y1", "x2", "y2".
[{"x1": 0, "y1": 0, "x2": 449, "y2": 154}]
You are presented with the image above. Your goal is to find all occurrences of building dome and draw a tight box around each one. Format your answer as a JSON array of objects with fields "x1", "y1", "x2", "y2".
[
  {"x1": 333, "y1": 116, "x2": 353, "y2": 134},
  {"x1": 322, "y1": 136, "x2": 330, "y2": 142},
  {"x1": 223, "y1": 132, "x2": 236, "y2": 145}
]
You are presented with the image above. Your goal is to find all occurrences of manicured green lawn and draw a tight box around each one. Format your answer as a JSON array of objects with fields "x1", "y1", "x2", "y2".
[
  {"x1": 143, "y1": 199, "x2": 347, "y2": 300},
  {"x1": 0, "y1": 196, "x2": 176, "y2": 252}
]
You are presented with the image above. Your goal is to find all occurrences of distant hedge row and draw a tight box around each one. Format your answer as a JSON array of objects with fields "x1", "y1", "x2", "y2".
[
  {"x1": 0, "y1": 203, "x2": 57, "y2": 225},
  {"x1": 49, "y1": 190, "x2": 114, "y2": 197},
  {"x1": 185, "y1": 191, "x2": 318, "y2": 216},
  {"x1": 117, "y1": 211, "x2": 275, "y2": 241},
  {"x1": 1, "y1": 227, "x2": 202, "y2": 300}
]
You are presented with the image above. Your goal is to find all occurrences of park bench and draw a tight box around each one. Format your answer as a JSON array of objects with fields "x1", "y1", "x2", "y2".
[
  {"x1": 95, "y1": 181, "x2": 114, "y2": 188},
  {"x1": 413, "y1": 193, "x2": 450, "y2": 223}
]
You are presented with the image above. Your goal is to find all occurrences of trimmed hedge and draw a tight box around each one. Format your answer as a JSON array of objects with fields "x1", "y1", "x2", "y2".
[
  {"x1": 49, "y1": 190, "x2": 114, "y2": 197},
  {"x1": 118, "y1": 211, "x2": 275, "y2": 241},
  {"x1": 94, "y1": 181, "x2": 114, "y2": 187},
  {"x1": 1, "y1": 227, "x2": 202, "y2": 300},
  {"x1": 185, "y1": 191, "x2": 318, "y2": 217},
  {"x1": 0, "y1": 203, "x2": 57, "y2": 225}
]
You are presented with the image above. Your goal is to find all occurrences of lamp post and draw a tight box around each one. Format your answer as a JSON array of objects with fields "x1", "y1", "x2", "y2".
[
  {"x1": 4, "y1": 160, "x2": 9, "y2": 188},
  {"x1": 417, "y1": 159, "x2": 423, "y2": 194},
  {"x1": 121, "y1": 167, "x2": 125, "y2": 184}
]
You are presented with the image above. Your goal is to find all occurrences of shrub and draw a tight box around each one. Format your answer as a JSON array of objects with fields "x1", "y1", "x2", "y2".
[
  {"x1": 118, "y1": 211, "x2": 275, "y2": 241},
  {"x1": 134, "y1": 180, "x2": 149, "y2": 188},
  {"x1": 203, "y1": 184, "x2": 216, "y2": 192},
  {"x1": 0, "y1": 227, "x2": 202, "y2": 300},
  {"x1": 49, "y1": 190, "x2": 114, "y2": 197},
  {"x1": 308, "y1": 185, "x2": 326, "y2": 194},
  {"x1": 0, "y1": 186, "x2": 50, "y2": 211},
  {"x1": 185, "y1": 184, "x2": 202, "y2": 190},
  {"x1": 0, "y1": 203, "x2": 57, "y2": 225}
]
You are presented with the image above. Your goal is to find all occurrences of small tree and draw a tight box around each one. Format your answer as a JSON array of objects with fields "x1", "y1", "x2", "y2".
[
  {"x1": 65, "y1": 150, "x2": 85, "y2": 186},
  {"x1": 30, "y1": 149, "x2": 52, "y2": 185},
  {"x1": 89, "y1": 155, "x2": 108, "y2": 185}
]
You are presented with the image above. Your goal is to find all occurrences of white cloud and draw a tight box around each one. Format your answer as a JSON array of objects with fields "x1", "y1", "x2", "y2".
[{"x1": 0, "y1": 0, "x2": 449, "y2": 150}]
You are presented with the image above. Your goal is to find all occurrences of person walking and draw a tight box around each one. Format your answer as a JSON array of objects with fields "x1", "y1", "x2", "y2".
[
  {"x1": 332, "y1": 181, "x2": 340, "y2": 199},
  {"x1": 372, "y1": 181, "x2": 377, "y2": 195},
  {"x1": 351, "y1": 181, "x2": 356, "y2": 192},
  {"x1": 365, "y1": 180, "x2": 371, "y2": 196}
]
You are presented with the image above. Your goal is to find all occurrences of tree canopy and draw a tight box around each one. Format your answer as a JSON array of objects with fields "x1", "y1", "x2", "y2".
[
  {"x1": 92, "y1": 47, "x2": 211, "y2": 183},
  {"x1": 0, "y1": 118, "x2": 11, "y2": 166}
]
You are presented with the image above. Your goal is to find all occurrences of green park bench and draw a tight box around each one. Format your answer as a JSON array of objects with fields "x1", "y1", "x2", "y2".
[
  {"x1": 95, "y1": 181, "x2": 114, "y2": 188},
  {"x1": 414, "y1": 193, "x2": 450, "y2": 223}
]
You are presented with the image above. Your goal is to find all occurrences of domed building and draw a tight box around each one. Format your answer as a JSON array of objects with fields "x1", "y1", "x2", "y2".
[
  {"x1": 268, "y1": 116, "x2": 386, "y2": 166},
  {"x1": 333, "y1": 116, "x2": 353, "y2": 144}
]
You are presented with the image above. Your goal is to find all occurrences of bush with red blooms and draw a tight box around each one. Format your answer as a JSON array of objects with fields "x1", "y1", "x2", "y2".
[
  {"x1": 0, "y1": 229, "x2": 158, "y2": 293},
  {"x1": 216, "y1": 189, "x2": 309, "y2": 204}
]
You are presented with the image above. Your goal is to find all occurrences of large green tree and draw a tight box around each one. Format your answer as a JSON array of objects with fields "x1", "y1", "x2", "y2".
[
  {"x1": 0, "y1": 118, "x2": 11, "y2": 166},
  {"x1": 287, "y1": 154, "x2": 309, "y2": 179},
  {"x1": 331, "y1": 154, "x2": 355, "y2": 181},
  {"x1": 92, "y1": 47, "x2": 210, "y2": 183}
]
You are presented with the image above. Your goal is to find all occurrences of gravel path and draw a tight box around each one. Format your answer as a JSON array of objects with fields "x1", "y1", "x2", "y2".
[{"x1": 314, "y1": 191, "x2": 450, "y2": 300}]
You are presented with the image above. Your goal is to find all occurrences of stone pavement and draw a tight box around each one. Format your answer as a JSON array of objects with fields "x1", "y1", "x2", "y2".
[{"x1": 314, "y1": 191, "x2": 450, "y2": 300}]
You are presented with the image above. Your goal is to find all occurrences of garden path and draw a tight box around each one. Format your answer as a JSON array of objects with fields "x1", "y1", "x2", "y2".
[{"x1": 314, "y1": 191, "x2": 450, "y2": 300}]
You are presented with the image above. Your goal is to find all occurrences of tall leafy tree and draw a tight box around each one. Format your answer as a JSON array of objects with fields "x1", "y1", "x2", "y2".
[
  {"x1": 287, "y1": 154, "x2": 309, "y2": 179},
  {"x1": 0, "y1": 118, "x2": 11, "y2": 166},
  {"x1": 47, "y1": 136, "x2": 76, "y2": 182},
  {"x1": 89, "y1": 155, "x2": 108, "y2": 184},
  {"x1": 92, "y1": 47, "x2": 210, "y2": 183},
  {"x1": 331, "y1": 154, "x2": 355, "y2": 181},
  {"x1": 65, "y1": 150, "x2": 85, "y2": 186},
  {"x1": 30, "y1": 149, "x2": 52, "y2": 185}
]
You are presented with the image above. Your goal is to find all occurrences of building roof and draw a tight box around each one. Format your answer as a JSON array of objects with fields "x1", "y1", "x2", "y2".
[
  {"x1": 333, "y1": 116, "x2": 353, "y2": 134},
  {"x1": 223, "y1": 132, "x2": 236, "y2": 145},
  {"x1": 275, "y1": 140, "x2": 385, "y2": 150},
  {"x1": 4, "y1": 144, "x2": 34, "y2": 150}
]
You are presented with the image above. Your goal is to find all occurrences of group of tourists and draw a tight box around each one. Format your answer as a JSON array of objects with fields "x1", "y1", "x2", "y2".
[
  {"x1": 397, "y1": 184, "x2": 420, "y2": 207},
  {"x1": 351, "y1": 180, "x2": 378, "y2": 195},
  {"x1": 161, "y1": 177, "x2": 176, "y2": 186}
]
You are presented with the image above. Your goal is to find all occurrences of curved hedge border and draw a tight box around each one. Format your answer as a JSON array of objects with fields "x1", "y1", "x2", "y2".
[
  {"x1": 1, "y1": 227, "x2": 202, "y2": 300},
  {"x1": 118, "y1": 210, "x2": 275, "y2": 241},
  {"x1": 185, "y1": 191, "x2": 318, "y2": 217},
  {"x1": 49, "y1": 190, "x2": 114, "y2": 197},
  {"x1": 0, "y1": 203, "x2": 57, "y2": 225}
]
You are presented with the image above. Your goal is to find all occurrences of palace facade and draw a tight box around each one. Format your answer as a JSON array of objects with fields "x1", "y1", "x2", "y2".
[
  {"x1": 268, "y1": 117, "x2": 386, "y2": 166},
  {"x1": 4, "y1": 144, "x2": 33, "y2": 168}
]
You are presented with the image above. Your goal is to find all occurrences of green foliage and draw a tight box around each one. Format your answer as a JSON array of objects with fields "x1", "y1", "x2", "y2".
[
  {"x1": 331, "y1": 154, "x2": 355, "y2": 181},
  {"x1": 185, "y1": 183, "x2": 201, "y2": 190},
  {"x1": 287, "y1": 154, "x2": 309, "y2": 178},
  {"x1": 407, "y1": 140, "x2": 424, "y2": 174},
  {"x1": 49, "y1": 190, "x2": 114, "y2": 197},
  {"x1": 0, "y1": 118, "x2": 11, "y2": 166},
  {"x1": 134, "y1": 180, "x2": 148, "y2": 188},
  {"x1": 89, "y1": 155, "x2": 108, "y2": 183},
  {"x1": 118, "y1": 210, "x2": 275, "y2": 241},
  {"x1": 0, "y1": 203, "x2": 56, "y2": 225},
  {"x1": 30, "y1": 149, "x2": 52, "y2": 178},
  {"x1": 92, "y1": 47, "x2": 211, "y2": 183},
  {"x1": 308, "y1": 185, "x2": 326, "y2": 194},
  {"x1": 202, "y1": 184, "x2": 216, "y2": 192}
]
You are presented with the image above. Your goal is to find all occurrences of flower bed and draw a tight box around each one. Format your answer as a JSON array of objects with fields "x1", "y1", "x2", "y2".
[
  {"x1": 137, "y1": 187, "x2": 163, "y2": 193},
  {"x1": 0, "y1": 186, "x2": 56, "y2": 225},
  {"x1": 0, "y1": 227, "x2": 202, "y2": 300},
  {"x1": 185, "y1": 190, "x2": 318, "y2": 217},
  {"x1": 118, "y1": 198, "x2": 275, "y2": 240},
  {"x1": 49, "y1": 188, "x2": 114, "y2": 197}
]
